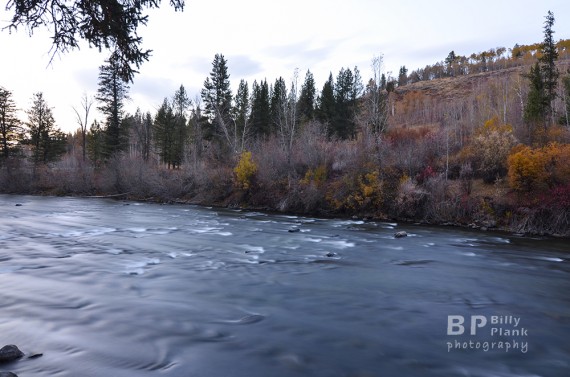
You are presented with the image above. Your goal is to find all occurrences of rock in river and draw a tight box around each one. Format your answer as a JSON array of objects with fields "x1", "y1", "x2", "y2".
[
  {"x1": 394, "y1": 231, "x2": 408, "y2": 238},
  {"x1": 0, "y1": 372, "x2": 18, "y2": 377},
  {"x1": 0, "y1": 345, "x2": 23, "y2": 364}
]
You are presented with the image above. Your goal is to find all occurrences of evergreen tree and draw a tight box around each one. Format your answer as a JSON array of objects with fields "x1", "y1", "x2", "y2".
[
  {"x1": 398, "y1": 66, "x2": 408, "y2": 86},
  {"x1": 249, "y1": 79, "x2": 271, "y2": 137},
  {"x1": 524, "y1": 62, "x2": 546, "y2": 124},
  {"x1": 26, "y1": 92, "x2": 66, "y2": 164},
  {"x1": 233, "y1": 79, "x2": 250, "y2": 150},
  {"x1": 445, "y1": 51, "x2": 457, "y2": 76},
  {"x1": 524, "y1": 11, "x2": 560, "y2": 142},
  {"x1": 171, "y1": 85, "x2": 190, "y2": 167},
  {"x1": 270, "y1": 77, "x2": 287, "y2": 133},
  {"x1": 201, "y1": 54, "x2": 232, "y2": 141},
  {"x1": 352, "y1": 66, "x2": 364, "y2": 100},
  {"x1": 153, "y1": 98, "x2": 178, "y2": 168},
  {"x1": 87, "y1": 120, "x2": 105, "y2": 164},
  {"x1": 540, "y1": 10, "x2": 559, "y2": 124},
  {"x1": 0, "y1": 87, "x2": 22, "y2": 161},
  {"x1": 331, "y1": 67, "x2": 362, "y2": 139},
  {"x1": 97, "y1": 54, "x2": 130, "y2": 158},
  {"x1": 297, "y1": 70, "x2": 316, "y2": 123},
  {"x1": 172, "y1": 84, "x2": 191, "y2": 118},
  {"x1": 317, "y1": 73, "x2": 336, "y2": 133},
  {"x1": 380, "y1": 73, "x2": 387, "y2": 90}
]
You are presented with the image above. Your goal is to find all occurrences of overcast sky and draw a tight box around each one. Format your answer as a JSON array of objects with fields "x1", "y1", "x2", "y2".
[{"x1": 1, "y1": 0, "x2": 569, "y2": 133}]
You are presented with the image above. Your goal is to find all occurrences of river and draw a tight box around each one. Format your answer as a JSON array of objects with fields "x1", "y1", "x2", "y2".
[{"x1": 0, "y1": 195, "x2": 568, "y2": 376}]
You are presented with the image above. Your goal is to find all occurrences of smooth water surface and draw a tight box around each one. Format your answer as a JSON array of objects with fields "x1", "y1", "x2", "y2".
[{"x1": 0, "y1": 195, "x2": 568, "y2": 376}]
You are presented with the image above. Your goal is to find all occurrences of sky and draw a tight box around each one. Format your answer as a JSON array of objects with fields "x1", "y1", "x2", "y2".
[{"x1": 1, "y1": 0, "x2": 570, "y2": 133}]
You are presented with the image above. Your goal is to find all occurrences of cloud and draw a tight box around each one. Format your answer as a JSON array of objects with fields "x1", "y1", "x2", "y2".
[{"x1": 226, "y1": 55, "x2": 263, "y2": 78}]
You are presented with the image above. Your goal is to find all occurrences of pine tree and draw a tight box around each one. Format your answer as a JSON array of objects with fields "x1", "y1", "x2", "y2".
[
  {"x1": 524, "y1": 11, "x2": 560, "y2": 142},
  {"x1": 0, "y1": 87, "x2": 23, "y2": 161},
  {"x1": 540, "y1": 10, "x2": 559, "y2": 124},
  {"x1": 87, "y1": 120, "x2": 104, "y2": 164},
  {"x1": 201, "y1": 54, "x2": 233, "y2": 141},
  {"x1": 297, "y1": 70, "x2": 316, "y2": 123},
  {"x1": 524, "y1": 62, "x2": 546, "y2": 124},
  {"x1": 317, "y1": 73, "x2": 336, "y2": 133},
  {"x1": 331, "y1": 67, "x2": 362, "y2": 139},
  {"x1": 233, "y1": 79, "x2": 250, "y2": 150},
  {"x1": 153, "y1": 98, "x2": 177, "y2": 168},
  {"x1": 270, "y1": 77, "x2": 287, "y2": 134},
  {"x1": 249, "y1": 80, "x2": 271, "y2": 137},
  {"x1": 26, "y1": 92, "x2": 66, "y2": 164},
  {"x1": 398, "y1": 66, "x2": 408, "y2": 86},
  {"x1": 171, "y1": 85, "x2": 190, "y2": 167},
  {"x1": 97, "y1": 54, "x2": 130, "y2": 158}
]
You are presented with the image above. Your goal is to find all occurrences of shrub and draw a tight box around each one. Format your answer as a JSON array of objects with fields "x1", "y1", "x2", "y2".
[
  {"x1": 326, "y1": 170, "x2": 382, "y2": 212},
  {"x1": 234, "y1": 150, "x2": 257, "y2": 190},
  {"x1": 507, "y1": 143, "x2": 570, "y2": 192},
  {"x1": 471, "y1": 116, "x2": 518, "y2": 183}
]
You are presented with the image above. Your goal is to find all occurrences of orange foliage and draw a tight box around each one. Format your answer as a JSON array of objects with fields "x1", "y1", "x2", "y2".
[{"x1": 508, "y1": 143, "x2": 570, "y2": 192}]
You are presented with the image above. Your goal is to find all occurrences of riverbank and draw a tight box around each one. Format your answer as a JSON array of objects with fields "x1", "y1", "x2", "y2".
[{"x1": 1, "y1": 157, "x2": 568, "y2": 238}]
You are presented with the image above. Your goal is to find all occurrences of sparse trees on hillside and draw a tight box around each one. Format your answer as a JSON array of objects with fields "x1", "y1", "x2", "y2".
[{"x1": 0, "y1": 87, "x2": 22, "y2": 161}]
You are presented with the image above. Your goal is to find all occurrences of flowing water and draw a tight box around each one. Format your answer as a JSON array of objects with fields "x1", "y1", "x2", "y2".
[{"x1": 0, "y1": 195, "x2": 568, "y2": 376}]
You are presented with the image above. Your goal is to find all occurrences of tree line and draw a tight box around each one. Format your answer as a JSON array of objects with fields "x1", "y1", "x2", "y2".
[{"x1": 1, "y1": 11, "x2": 569, "y2": 235}]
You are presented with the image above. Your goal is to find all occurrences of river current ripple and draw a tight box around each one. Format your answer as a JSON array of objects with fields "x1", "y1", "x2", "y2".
[{"x1": 0, "y1": 195, "x2": 568, "y2": 376}]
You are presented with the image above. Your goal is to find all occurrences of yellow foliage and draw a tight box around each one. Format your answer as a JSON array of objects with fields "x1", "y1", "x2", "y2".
[
  {"x1": 480, "y1": 116, "x2": 514, "y2": 135},
  {"x1": 327, "y1": 170, "x2": 382, "y2": 211},
  {"x1": 472, "y1": 117, "x2": 518, "y2": 182},
  {"x1": 301, "y1": 165, "x2": 327, "y2": 186},
  {"x1": 234, "y1": 151, "x2": 257, "y2": 190},
  {"x1": 507, "y1": 143, "x2": 570, "y2": 192}
]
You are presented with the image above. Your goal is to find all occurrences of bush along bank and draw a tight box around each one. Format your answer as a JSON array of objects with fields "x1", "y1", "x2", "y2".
[{"x1": 2, "y1": 129, "x2": 568, "y2": 238}]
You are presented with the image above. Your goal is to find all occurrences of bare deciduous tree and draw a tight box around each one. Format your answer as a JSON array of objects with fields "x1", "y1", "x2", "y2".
[{"x1": 72, "y1": 93, "x2": 93, "y2": 161}]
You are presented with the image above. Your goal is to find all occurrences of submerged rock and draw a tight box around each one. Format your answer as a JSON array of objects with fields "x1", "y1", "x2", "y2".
[
  {"x1": 14, "y1": 204, "x2": 22, "y2": 207},
  {"x1": 0, "y1": 372, "x2": 18, "y2": 377},
  {"x1": 0, "y1": 345, "x2": 24, "y2": 363},
  {"x1": 394, "y1": 231, "x2": 408, "y2": 238},
  {"x1": 288, "y1": 228, "x2": 300, "y2": 233}
]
